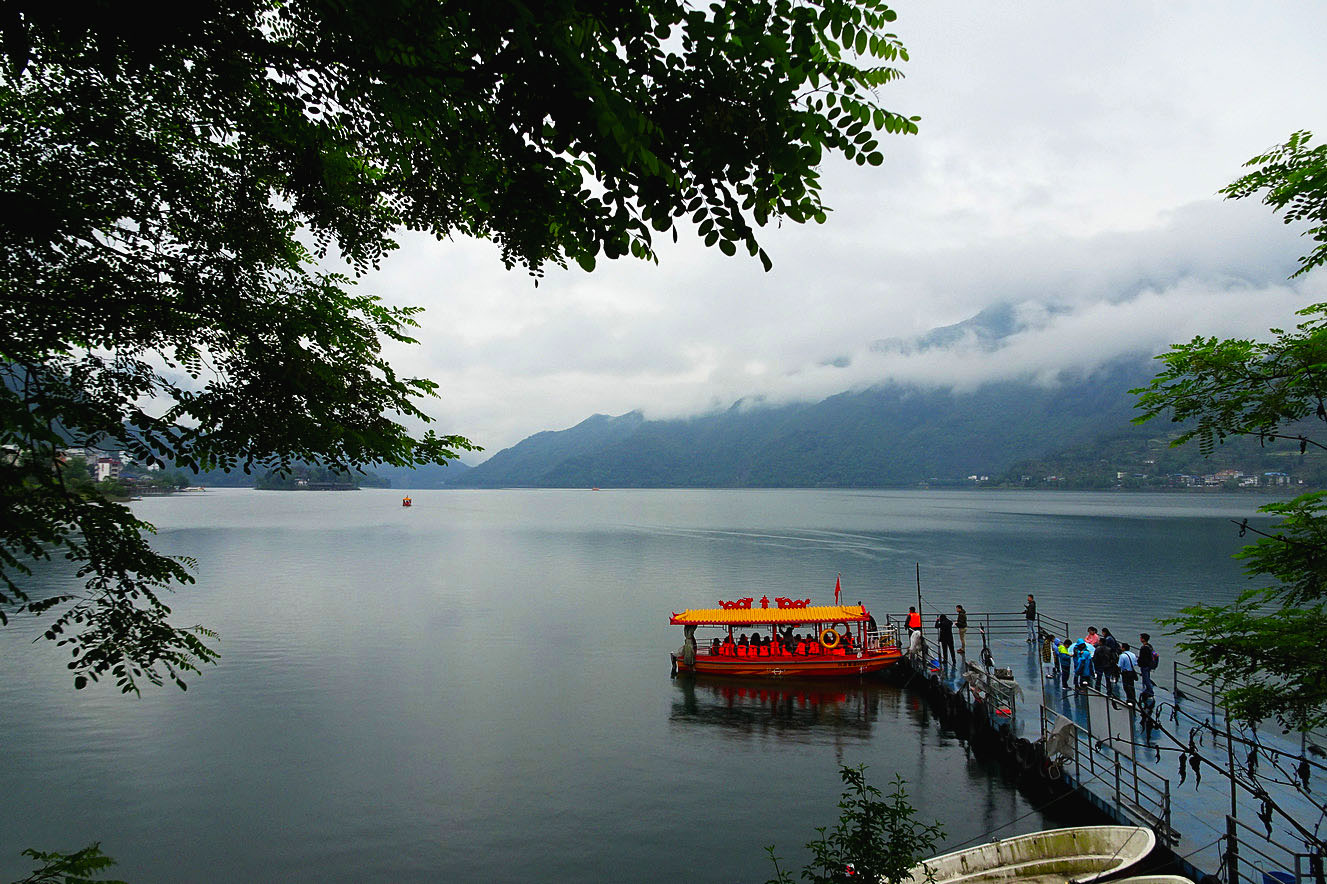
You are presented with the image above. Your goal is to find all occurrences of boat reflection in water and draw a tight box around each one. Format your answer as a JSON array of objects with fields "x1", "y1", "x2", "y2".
[{"x1": 670, "y1": 675, "x2": 888, "y2": 738}]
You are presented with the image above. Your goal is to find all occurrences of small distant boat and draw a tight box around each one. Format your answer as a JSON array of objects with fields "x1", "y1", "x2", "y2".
[
  {"x1": 902, "y1": 825, "x2": 1156, "y2": 884},
  {"x1": 401, "y1": 496, "x2": 412, "y2": 507}
]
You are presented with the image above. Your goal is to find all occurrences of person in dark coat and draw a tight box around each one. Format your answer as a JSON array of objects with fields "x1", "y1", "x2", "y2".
[
  {"x1": 934, "y1": 613, "x2": 956, "y2": 666},
  {"x1": 1092, "y1": 638, "x2": 1118, "y2": 691},
  {"x1": 1138, "y1": 633, "x2": 1158, "y2": 692}
]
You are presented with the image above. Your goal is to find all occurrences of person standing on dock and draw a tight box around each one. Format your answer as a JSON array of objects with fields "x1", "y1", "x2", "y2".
[
  {"x1": 1056, "y1": 638, "x2": 1073, "y2": 689},
  {"x1": 906, "y1": 606, "x2": 921, "y2": 639},
  {"x1": 1041, "y1": 632, "x2": 1056, "y2": 679},
  {"x1": 955, "y1": 604, "x2": 968, "y2": 655},
  {"x1": 1092, "y1": 636, "x2": 1118, "y2": 692},
  {"x1": 1073, "y1": 639, "x2": 1095, "y2": 690},
  {"x1": 1138, "y1": 633, "x2": 1158, "y2": 692},
  {"x1": 1023, "y1": 594, "x2": 1037, "y2": 643},
  {"x1": 934, "y1": 612, "x2": 956, "y2": 666},
  {"x1": 1118, "y1": 643, "x2": 1139, "y2": 704}
]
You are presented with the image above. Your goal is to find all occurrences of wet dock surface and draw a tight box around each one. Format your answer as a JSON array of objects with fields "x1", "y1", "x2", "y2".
[{"x1": 895, "y1": 616, "x2": 1325, "y2": 884}]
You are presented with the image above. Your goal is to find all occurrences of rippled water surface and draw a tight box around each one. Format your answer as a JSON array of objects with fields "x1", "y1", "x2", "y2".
[{"x1": 0, "y1": 489, "x2": 1270, "y2": 881}]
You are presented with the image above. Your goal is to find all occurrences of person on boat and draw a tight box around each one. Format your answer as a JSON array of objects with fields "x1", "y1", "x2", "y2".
[
  {"x1": 779, "y1": 625, "x2": 798, "y2": 655},
  {"x1": 738, "y1": 633, "x2": 750, "y2": 656},
  {"x1": 839, "y1": 629, "x2": 854, "y2": 654},
  {"x1": 955, "y1": 604, "x2": 968, "y2": 655},
  {"x1": 906, "y1": 606, "x2": 921, "y2": 638},
  {"x1": 1117, "y1": 643, "x2": 1139, "y2": 704},
  {"x1": 934, "y1": 613, "x2": 956, "y2": 666},
  {"x1": 683, "y1": 628, "x2": 698, "y2": 667},
  {"x1": 710, "y1": 637, "x2": 722, "y2": 656},
  {"x1": 1023, "y1": 594, "x2": 1037, "y2": 643},
  {"x1": 722, "y1": 633, "x2": 735, "y2": 656}
]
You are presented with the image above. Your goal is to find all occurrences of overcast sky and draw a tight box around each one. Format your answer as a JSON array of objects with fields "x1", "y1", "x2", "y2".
[{"x1": 370, "y1": 0, "x2": 1327, "y2": 462}]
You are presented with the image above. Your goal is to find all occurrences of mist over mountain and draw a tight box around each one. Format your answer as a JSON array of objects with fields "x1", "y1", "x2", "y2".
[{"x1": 440, "y1": 303, "x2": 1166, "y2": 488}]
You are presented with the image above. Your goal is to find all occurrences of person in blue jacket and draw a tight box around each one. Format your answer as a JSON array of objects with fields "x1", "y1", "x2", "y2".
[{"x1": 1073, "y1": 639, "x2": 1095, "y2": 691}]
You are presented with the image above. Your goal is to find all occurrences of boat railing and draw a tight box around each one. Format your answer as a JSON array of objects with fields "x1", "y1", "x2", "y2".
[
  {"x1": 865, "y1": 625, "x2": 900, "y2": 651},
  {"x1": 698, "y1": 643, "x2": 864, "y2": 659},
  {"x1": 884, "y1": 610, "x2": 1070, "y2": 648}
]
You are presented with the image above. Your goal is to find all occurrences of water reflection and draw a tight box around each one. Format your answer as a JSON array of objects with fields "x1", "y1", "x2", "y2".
[{"x1": 670, "y1": 674, "x2": 887, "y2": 737}]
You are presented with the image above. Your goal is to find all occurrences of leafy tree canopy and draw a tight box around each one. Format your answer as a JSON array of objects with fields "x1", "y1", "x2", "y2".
[
  {"x1": 1221, "y1": 130, "x2": 1327, "y2": 279},
  {"x1": 1, "y1": 0, "x2": 917, "y2": 692},
  {"x1": 1135, "y1": 131, "x2": 1327, "y2": 731}
]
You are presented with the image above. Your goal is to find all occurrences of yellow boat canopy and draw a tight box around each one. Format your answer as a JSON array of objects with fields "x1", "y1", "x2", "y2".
[{"x1": 669, "y1": 604, "x2": 869, "y2": 626}]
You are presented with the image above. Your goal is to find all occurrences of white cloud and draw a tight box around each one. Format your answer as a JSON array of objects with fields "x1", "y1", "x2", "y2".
[{"x1": 363, "y1": 0, "x2": 1327, "y2": 460}]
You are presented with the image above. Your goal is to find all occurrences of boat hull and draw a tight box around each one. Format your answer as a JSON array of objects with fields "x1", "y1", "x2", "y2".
[
  {"x1": 903, "y1": 826, "x2": 1156, "y2": 884},
  {"x1": 675, "y1": 649, "x2": 902, "y2": 678}
]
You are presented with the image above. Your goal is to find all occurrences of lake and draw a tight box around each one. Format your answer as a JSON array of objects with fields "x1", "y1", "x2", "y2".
[{"x1": 0, "y1": 488, "x2": 1271, "y2": 881}]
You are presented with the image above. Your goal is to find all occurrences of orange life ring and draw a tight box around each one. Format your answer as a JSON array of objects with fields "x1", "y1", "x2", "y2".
[{"x1": 819, "y1": 628, "x2": 841, "y2": 649}]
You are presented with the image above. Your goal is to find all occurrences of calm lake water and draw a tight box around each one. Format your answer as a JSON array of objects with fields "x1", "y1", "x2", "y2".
[{"x1": 0, "y1": 488, "x2": 1273, "y2": 881}]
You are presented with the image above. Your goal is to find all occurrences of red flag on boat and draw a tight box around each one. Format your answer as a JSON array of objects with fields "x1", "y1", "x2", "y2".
[{"x1": 834, "y1": 573, "x2": 841, "y2": 604}]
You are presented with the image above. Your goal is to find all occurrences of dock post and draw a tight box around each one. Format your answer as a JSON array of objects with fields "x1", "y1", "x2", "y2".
[
  {"x1": 1114, "y1": 757, "x2": 1123, "y2": 819},
  {"x1": 1074, "y1": 725, "x2": 1082, "y2": 783},
  {"x1": 1225, "y1": 707, "x2": 1238, "y2": 819},
  {"x1": 1225, "y1": 815, "x2": 1240, "y2": 884},
  {"x1": 1133, "y1": 753, "x2": 1141, "y2": 809}
]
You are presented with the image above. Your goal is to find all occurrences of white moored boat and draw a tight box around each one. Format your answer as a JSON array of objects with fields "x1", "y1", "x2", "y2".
[{"x1": 902, "y1": 825, "x2": 1156, "y2": 884}]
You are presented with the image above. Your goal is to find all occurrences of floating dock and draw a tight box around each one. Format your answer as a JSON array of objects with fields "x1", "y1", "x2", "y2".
[{"x1": 885, "y1": 611, "x2": 1325, "y2": 884}]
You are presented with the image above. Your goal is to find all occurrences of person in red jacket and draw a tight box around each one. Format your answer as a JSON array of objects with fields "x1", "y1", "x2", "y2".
[{"x1": 906, "y1": 606, "x2": 922, "y2": 640}]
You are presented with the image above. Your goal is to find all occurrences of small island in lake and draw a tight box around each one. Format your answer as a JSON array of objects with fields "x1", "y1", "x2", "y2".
[{"x1": 255, "y1": 463, "x2": 389, "y2": 490}]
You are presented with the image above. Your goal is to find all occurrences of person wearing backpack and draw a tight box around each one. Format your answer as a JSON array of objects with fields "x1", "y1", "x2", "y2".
[
  {"x1": 1093, "y1": 639, "x2": 1119, "y2": 691},
  {"x1": 1138, "y1": 633, "x2": 1158, "y2": 692}
]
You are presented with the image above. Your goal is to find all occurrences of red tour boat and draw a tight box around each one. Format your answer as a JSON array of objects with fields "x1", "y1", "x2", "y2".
[{"x1": 669, "y1": 589, "x2": 902, "y2": 678}]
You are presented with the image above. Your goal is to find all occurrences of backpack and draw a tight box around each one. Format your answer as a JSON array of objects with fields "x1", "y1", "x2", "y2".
[
  {"x1": 1141, "y1": 645, "x2": 1159, "y2": 669},
  {"x1": 1094, "y1": 642, "x2": 1119, "y2": 671}
]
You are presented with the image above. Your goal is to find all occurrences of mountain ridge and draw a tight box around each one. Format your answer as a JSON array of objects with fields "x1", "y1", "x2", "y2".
[{"x1": 446, "y1": 356, "x2": 1160, "y2": 488}]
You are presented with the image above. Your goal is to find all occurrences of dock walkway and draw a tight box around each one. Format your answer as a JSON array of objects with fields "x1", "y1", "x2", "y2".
[{"x1": 889, "y1": 611, "x2": 1325, "y2": 884}]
